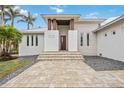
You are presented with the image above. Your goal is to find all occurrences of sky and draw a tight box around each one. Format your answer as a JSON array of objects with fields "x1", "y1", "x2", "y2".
[{"x1": 10, "y1": 5, "x2": 124, "y2": 30}]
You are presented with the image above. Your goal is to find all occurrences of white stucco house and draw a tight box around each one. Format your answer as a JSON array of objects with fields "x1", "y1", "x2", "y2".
[{"x1": 19, "y1": 14, "x2": 124, "y2": 62}]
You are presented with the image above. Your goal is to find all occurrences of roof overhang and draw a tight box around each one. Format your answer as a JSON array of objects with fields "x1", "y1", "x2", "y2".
[
  {"x1": 20, "y1": 28, "x2": 47, "y2": 34},
  {"x1": 41, "y1": 14, "x2": 80, "y2": 23},
  {"x1": 93, "y1": 15, "x2": 124, "y2": 32}
]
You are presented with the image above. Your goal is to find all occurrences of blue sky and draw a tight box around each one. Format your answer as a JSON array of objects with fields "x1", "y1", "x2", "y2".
[{"x1": 12, "y1": 5, "x2": 124, "y2": 30}]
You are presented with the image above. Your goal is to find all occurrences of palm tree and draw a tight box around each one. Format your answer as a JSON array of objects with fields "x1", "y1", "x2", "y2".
[
  {"x1": 18, "y1": 12, "x2": 36, "y2": 29},
  {"x1": 0, "y1": 5, "x2": 14, "y2": 26},
  {"x1": 0, "y1": 5, "x2": 5, "y2": 26},
  {"x1": 6, "y1": 6, "x2": 22, "y2": 26}
]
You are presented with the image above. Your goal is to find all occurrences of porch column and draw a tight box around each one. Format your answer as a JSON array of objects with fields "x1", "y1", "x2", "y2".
[
  {"x1": 70, "y1": 19, "x2": 74, "y2": 30},
  {"x1": 48, "y1": 19, "x2": 51, "y2": 30},
  {"x1": 53, "y1": 19, "x2": 57, "y2": 30}
]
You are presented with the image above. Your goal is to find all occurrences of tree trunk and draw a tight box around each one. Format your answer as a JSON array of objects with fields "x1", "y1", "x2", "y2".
[
  {"x1": 27, "y1": 23, "x2": 30, "y2": 30},
  {"x1": 2, "y1": 39, "x2": 6, "y2": 57},
  {"x1": 11, "y1": 17, "x2": 14, "y2": 26}
]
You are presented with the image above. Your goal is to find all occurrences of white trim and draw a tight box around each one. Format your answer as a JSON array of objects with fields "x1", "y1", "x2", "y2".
[
  {"x1": 78, "y1": 19, "x2": 105, "y2": 22},
  {"x1": 93, "y1": 15, "x2": 124, "y2": 32},
  {"x1": 20, "y1": 28, "x2": 47, "y2": 34},
  {"x1": 41, "y1": 14, "x2": 80, "y2": 23}
]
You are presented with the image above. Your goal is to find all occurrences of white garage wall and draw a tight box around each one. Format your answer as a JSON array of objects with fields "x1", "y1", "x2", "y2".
[
  {"x1": 75, "y1": 22, "x2": 99, "y2": 55},
  {"x1": 97, "y1": 22, "x2": 124, "y2": 62},
  {"x1": 19, "y1": 34, "x2": 44, "y2": 56}
]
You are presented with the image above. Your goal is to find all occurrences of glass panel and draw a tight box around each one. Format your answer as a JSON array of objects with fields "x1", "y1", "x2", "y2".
[
  {"x1": 87, "y1": 33, "x2": 89, "y2": 46},
  {"x1": 31, "y1": 35, "x2": 34, "y2": 46},
  {"x1": 36, "y1": 35, "x2": 38, "y2": 46},
  {"x1": 80, "y1": 33, "x2": 83, "y2": 46},
  {"x1": 27, "y1": 35, "x2": 29, "y2": 46}
]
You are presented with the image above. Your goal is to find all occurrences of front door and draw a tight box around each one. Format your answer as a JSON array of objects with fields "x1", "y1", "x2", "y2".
[{"x1": 60, "y1": 35, "x2": 66, "y2": 50}]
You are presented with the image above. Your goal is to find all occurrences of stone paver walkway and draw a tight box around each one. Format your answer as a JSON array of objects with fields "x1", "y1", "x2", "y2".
[{"x1": 1, "y1": 60, "x2": 124, "y2": 87}]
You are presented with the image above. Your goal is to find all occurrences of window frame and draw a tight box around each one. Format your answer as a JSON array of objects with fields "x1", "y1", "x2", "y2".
[
  {"x1": 80, "y1": 33, "x2": 83, "y2": 46},
  {"x1": 27, "y1": 35, "x2": 29, "y2": 46},
  {"x1": 36, "y1": 35, "x2": 38, "y2": 46},
  {"x1": 87, "y1": 33, "x2": 89, "y2": 46},
  {"x1": 31, "y1": 35, "x2": 34, "y2": 46}
]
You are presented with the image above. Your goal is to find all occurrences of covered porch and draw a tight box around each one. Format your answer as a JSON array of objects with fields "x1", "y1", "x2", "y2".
[{"x1": 42, "y1": 14, "x2": 80, "y2": 52}]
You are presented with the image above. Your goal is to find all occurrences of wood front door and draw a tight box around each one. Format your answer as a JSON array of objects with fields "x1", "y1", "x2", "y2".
[{"x1": 60, "y1": 35, "x2": 66, "y2": 50}]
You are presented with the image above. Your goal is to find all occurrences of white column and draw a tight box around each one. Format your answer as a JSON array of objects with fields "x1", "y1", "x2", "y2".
[
  {"x1": 68, "y1": 30, "x2": 78, "y2": 51},
  {"x1": 44, "y1": 30, "x2": 59, "y2": 51}
]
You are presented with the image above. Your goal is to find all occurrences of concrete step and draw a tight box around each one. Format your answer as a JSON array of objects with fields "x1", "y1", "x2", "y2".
[
  {"x1": 37, "y1": 58, "x2": 84, "y2": 61},
  {"x1": 40, "y1": 51, "x2": 81, "y2": 55},
  {"x1": 38, "y1": 55, "x2": 83, "y2": 58},
  {"x1": 37, "y1": 51, "x2": 84, "y2": 61}
]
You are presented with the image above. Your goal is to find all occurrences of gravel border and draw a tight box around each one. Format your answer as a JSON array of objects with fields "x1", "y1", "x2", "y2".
[
  {"x1": 0, "y1": 55, "x2": 38, "y2": 86},
  {"x1": 84, "y1": 56, "x2": 124, "y2": 71}
]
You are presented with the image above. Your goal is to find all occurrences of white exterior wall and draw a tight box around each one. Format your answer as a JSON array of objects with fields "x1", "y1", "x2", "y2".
[
  {"x1": 97, "y1": 22, "x2": 124, "y2": 62},
  {"x1": 19, "y1": 34, "x2": 44, "y2": 56},
  {"x1": 44, "y1": 30, "x2": 59, "y2": 51},
  {"x1": 68, "y1": 30, "x2": 78, "y2": 51},
  {"x1": 75, "y1": 22, "x2": 98, "y2": 55}
]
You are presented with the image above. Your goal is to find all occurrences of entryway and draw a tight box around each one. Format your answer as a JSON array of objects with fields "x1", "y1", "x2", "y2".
[{"x1": 60, "y1": 35, "x2": 66, "y2": 50}]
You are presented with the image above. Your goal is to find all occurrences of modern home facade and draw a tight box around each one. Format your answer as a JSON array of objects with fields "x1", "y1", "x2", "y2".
[{"x1": 19, "y1": 14, "x2": 124, "y2": 62}]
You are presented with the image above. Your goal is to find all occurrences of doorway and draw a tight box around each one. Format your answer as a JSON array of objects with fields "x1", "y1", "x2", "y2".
[{"x1": 60, "y1": 35, "x2": 66, "y2": 50}]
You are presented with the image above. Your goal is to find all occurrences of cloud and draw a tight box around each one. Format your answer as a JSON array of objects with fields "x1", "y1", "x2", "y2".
[
  {"x1": 20, "y1": 9, "x2": 28, "y2": 16},
  {"x1": 84, "y1": 12, "x2": 99, "y2": 19},
  {"x1": 50, "y1": 6, "x2": 64, "y2": 14},
  {"x1": 13, "y1": 6, "x2": 20, "y2": 11},
  {"x1": 33, "y1": 13, "x2": 38, "y2": 17}
]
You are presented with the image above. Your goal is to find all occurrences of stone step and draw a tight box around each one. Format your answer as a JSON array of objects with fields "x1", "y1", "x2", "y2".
[
  {"x1": 38, "y1": 55, "x2": 83, "y2": 58},
  {"x1": 37, "y1": 58, "x2": 84, "y2": 61},
  {"x1": 40, "y1": 51, "x2": 81, "y2": 55},
  {"x1": 37, "y1": 57, "x2": 84, "y2": 60},
  {"x1": 37, "y1": 51, "x2": 84, "y2": 61}
]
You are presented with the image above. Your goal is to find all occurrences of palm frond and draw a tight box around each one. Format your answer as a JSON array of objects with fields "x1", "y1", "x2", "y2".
[{"x1": 17, "y1": 19, "x2": 25, "y2": 23}]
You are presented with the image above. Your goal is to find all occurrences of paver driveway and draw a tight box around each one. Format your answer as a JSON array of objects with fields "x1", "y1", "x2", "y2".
[{"x1": 1, "y1": 59, "x2": 124, "y2": 87}]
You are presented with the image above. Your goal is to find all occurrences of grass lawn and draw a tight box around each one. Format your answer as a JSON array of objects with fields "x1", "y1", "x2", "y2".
[{"x1": 0, "y1": 58, "x2": 30, "y2": 79}]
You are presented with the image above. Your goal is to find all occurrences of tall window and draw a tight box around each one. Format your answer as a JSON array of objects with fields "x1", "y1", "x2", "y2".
[
  {"x1": 31, "y1": 35, "x2": 34, "y2": 46},
  {"x1": 36, "y1": 35, "x2": 38, "y2": 46},
  {"x1": 80, "y1": 33, "x2": 83, "y2": 46},
  {"x1": 27, "y1": 35, "x2": 29, "y2": 46},
  {"x1": 87, "y1": 33, "x2": 89, "y2": 46}
]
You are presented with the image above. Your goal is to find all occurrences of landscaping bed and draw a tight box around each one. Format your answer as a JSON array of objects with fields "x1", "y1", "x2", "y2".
[
  {"x1": 0, "y1": 55, "x2": 38, "y2": 85},
  {"x1": 84, "y1": 56, "x2": 124, "y2": 71},
  {"x1": 0, "y1": 59, "x2": 30, "y2": 78}
]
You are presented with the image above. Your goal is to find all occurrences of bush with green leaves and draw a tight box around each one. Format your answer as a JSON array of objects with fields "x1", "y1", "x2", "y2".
[{"x1": 0, "y1": 26, "x2": 22, "y2": 57}]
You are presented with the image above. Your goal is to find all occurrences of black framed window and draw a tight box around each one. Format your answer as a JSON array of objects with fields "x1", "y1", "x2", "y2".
[
  {"x1": 80, "y1": 33, "x2": 83, "y2": 46},
  {"x1": 36, "y1": 35, "x2": 38, "y2": 46},
  {"x1": 31, "y1": 35, "x2": 34, "y2": 46},
  {"x1": 87, "y1": 33, "x2": 89, "y2": 46},
  {"x1": 27, "y1": 35, "x2": 29, "y2": 46}
]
